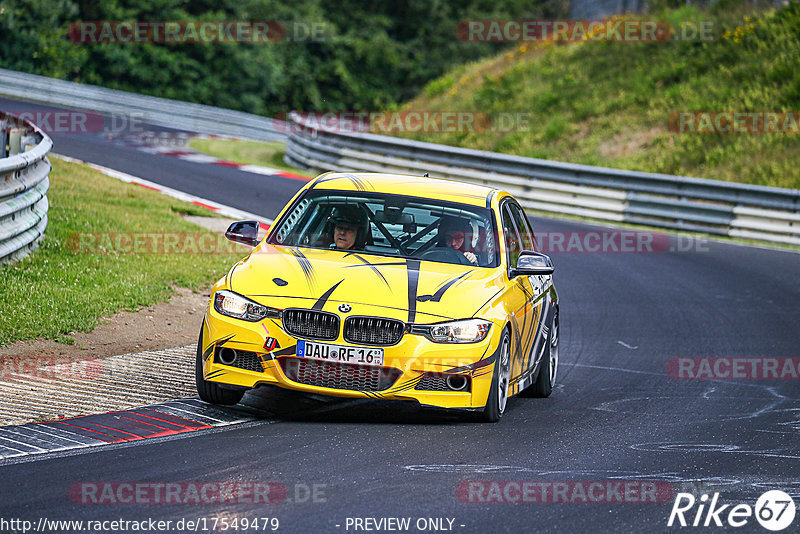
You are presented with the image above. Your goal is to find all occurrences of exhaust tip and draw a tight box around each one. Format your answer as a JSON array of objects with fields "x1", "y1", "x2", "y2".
[
  {"x1": 446, "y1": 374, "x2": 468, "y2": 391},
  {"x1": 218, "y1": 347, "x2": 237, "y2": 365}
]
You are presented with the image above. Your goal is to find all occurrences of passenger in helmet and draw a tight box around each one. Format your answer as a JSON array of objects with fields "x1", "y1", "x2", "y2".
[{"x1": 327, "y1": 205, "x2": 369, "y2": 250}]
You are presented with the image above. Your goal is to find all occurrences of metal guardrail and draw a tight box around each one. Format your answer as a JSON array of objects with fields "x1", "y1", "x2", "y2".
[
  {"x1": 1, "y1": 68, "x2": 796, "y2": 247},
  {"x1": 285, "y1": 112, "x2": 800, "y2": 246},
  {"x1": 0, "y1": 110, "x2": 52, "y2": 264},
  {"x1": 0, "y1": 68, "x2": 287, "y2": 142}
]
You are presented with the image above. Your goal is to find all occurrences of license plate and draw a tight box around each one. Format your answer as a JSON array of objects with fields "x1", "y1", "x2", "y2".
[{"x1": 296, "y1": 340, "x2": 384, "y2": 366}]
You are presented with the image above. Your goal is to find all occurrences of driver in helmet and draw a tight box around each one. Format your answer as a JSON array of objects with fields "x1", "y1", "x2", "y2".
[
  {"x1": 439, "y1": 216, "x2": 478, "y2": 265},
  {"x1": 327, "y1": 205, "x2": 369, "y2": 250}
]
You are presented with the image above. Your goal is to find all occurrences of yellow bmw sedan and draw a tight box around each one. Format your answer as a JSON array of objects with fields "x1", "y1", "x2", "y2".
[{"x1": 197, "y1": 172, "x2": 559, "y2": 422}]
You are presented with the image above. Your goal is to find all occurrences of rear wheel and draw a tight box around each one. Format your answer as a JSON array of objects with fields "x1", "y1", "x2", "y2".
[
  {"x1": 531, "y1": 309, "x2": 559, "y2": 398},
  {"x1": 195, "y1": 329, "x2": 245, "y2": 406},
  {"x1": 479, "y1": 330, "x2": 511, "y2": 422}
]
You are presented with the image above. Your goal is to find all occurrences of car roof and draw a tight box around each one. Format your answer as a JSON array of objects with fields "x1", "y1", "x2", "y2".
[{"x1": 309, "y1": 172, "x2": 498, "y2": 208}]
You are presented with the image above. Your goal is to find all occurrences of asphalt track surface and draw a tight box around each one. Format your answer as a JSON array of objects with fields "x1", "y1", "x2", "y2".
[{"x1": 1, "y1": 97, "x2": 799, "y2": 533}]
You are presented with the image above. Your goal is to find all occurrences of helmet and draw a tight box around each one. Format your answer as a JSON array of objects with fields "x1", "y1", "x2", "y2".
[
  {"x1": 328, "y1": 205, "x2": 367, "y2": 228},
  {"x1": 438, "y1": 215, "x2": 472, "y2": 251}
]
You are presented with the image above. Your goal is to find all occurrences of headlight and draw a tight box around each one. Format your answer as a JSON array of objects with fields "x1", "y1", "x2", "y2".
[
  {"x1": 413, "y1": 319, "x2": 492, "y2": 343},
  {"x1": 213, "y1": 290, "x2": 278, "y2": 322}
]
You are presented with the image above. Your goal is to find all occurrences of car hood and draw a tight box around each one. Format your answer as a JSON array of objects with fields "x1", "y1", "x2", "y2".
[{"x1": 228, "y1": 244, "x2": 505, "y2": 323}]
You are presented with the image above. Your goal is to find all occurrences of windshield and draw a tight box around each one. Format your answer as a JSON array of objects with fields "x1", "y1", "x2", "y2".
[{"x1": 268, "y1": 190, "x2": 498, "y2": 267}]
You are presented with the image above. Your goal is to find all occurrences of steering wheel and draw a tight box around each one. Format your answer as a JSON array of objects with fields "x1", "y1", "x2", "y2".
[{"x1": 419, "y1": 246, "x2": 473, "y2": 266}]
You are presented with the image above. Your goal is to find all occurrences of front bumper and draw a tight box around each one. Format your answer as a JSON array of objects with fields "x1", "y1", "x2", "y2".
[{"x1": 200, "y1": 306, "x2": 501, "y2": 410}]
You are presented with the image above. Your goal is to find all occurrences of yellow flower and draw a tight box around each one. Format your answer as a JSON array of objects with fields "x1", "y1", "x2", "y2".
[{"x1": 519, "y1": 45, "x2": 527, "y2": 53}]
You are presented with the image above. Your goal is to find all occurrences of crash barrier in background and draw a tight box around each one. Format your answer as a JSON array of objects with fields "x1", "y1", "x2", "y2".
[
  {"x1": 285, "y1": 112, "x2": 800, "y2": 247},
  {"x1": 0, "y1": 68, "x2": 796, "y2": 247},
  {"x1": 0, "y1": 68, "x2": 287, "y2": 142},
  {"x1": 0, "y1": 110, "x2": 52, "y2": 264}
]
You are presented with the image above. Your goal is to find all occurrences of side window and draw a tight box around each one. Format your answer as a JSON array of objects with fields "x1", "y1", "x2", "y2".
[
  {"x1": 501, "y1": 204, "x2": 522, "y2": 268},
  {"x1": 508, "y1": 203, "x2": 535, "y2": 251},
  {"x1": 272, "y1": 197, "x2": 313, "y2": 244}
]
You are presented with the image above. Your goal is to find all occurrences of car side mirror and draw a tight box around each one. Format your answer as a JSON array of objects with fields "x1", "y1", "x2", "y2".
[
  {"x1": 510, "y1": 250, "x2": 554, "y2": 277},
  {"x1": 225, "y1": 220, "x2": 260, "y2": 247}
]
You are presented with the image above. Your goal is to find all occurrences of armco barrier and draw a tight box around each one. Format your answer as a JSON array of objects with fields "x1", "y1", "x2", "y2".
[
  {"x1": 0, "y1": 111, "x2": 52, "y2": 264},
  {"x1": 285, "y1": 112, "x2": 800, "y2": 246},
  {"x1": 0, "y1": 68, "x2": 286, "y2": 142}
]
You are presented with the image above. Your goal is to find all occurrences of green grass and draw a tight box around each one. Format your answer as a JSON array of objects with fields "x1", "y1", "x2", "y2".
[
  {"x1": 396, "y1": 3, "x2": 800, "y2": 189},
  {"x1": 188, "y1": 138, "x2": 316, "y2": 178},
  {"x1": 0, "y1": 158, "x2": 244, "y2": 346}
]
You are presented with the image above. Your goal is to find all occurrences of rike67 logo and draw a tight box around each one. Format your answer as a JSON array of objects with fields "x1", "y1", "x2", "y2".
[{"x1": 668, "y1": 490, "x2": 796, "y2": 531}]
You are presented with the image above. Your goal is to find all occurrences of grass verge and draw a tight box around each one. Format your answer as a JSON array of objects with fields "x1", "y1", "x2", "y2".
[
  {"x1": 0, "y1": 158, "x2": 244, "y2": 346},
  {"x1": 188, "y1": 138, "x2": 316, "y2": 178},
  {"x1": 397, "y1": 3, "x2": 800, "y2": 189}
]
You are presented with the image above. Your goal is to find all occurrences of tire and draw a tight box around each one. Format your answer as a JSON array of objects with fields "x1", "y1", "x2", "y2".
[
  {"x1": 478, "y1": 329, "x2": 511, "y2": 423},
  {"x1": 195, "y1": 329, "x2": 245, "y2": 406},
  {"x1": 531, "y1": 309, "x2": 559, "y2": 398}
]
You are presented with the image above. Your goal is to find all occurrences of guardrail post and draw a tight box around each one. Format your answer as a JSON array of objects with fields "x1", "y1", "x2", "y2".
[
  {"x1": 1, "y1": 118, "x2": 6, "y2": 158},
  {"x1": 7, "y1": 128, "x2": 22, "y2": 156}
]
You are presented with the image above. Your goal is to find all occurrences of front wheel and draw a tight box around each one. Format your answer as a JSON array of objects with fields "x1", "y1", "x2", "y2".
[
  {"x1": 195, "y1": 329, "x2": 245, "y2": 406},
  {"x1": 478, "y1": 330, "x2": 511, "y2": 422}
]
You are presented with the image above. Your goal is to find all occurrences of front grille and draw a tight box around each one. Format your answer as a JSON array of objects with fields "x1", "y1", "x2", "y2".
[
  {"x1": 344, "y1": 316, "x2": 405, "y2": 346},
  {"x1": 214, "y1": 348, "x2": 264, "y2": 373},
  {"x1": 282, "y1": 309, "x2": 339, "y2": 340},
  {"x1": 279, "y1": 357, "x2": 401, "y2": 391}
]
